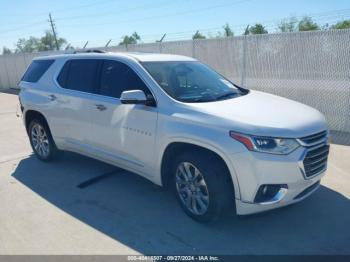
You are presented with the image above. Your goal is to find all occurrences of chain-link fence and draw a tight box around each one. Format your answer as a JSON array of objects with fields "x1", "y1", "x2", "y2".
[{"x1": 0, "y1": 30, "x2": 349, "y2": 144}]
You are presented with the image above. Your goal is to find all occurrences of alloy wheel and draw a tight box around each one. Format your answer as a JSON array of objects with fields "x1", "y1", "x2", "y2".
[
  {"x1": 31, "y1": 123, "x2": 50, "y2": 158},
  {"x1": 175, "y1": 162, "x2": 210, "y2": 215}
]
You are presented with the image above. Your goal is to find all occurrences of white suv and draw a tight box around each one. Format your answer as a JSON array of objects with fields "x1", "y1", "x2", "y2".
[{"x1": 19, "y1": 51, "x2": 329, "y2": 222}]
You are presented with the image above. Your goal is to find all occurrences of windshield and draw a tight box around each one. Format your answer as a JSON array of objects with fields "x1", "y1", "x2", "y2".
[{"x1": 142, "y1": 61, "x2": 245, "y2": 103}]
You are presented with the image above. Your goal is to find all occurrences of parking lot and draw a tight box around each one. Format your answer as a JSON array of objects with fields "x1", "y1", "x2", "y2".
[{"x1": 0, "y1": 91, "x2": 349, "y2": 255}]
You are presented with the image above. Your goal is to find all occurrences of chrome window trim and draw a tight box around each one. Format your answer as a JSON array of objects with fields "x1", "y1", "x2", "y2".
[{"x1": 52, "y1": 57, "x2": 158, "y2": 106}]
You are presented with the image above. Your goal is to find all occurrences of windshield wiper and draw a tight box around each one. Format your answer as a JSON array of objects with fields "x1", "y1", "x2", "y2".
[
  {"x1": 215, "y1": 92, "x2": 238, "y2": 101},
  {"x1": 180, "y1": 97, "x2": 214, "y2": 103}
]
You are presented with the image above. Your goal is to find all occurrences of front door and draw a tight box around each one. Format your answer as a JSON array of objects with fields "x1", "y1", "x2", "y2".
[{"x1": 88, "y1": 60, "x2": 158, "y2": 176}]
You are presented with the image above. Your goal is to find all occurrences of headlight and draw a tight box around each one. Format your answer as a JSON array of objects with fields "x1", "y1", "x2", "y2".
[{"x1": 229, "y1": 132, "x2": 300, "y2": 155}]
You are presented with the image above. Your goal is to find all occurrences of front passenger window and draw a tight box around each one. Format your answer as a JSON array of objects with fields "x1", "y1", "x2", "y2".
[{"x1": 99, "y1": 60, "x2": 150, "y2": 98}]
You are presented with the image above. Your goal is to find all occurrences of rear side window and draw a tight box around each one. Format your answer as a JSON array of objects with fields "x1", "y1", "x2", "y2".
[
  {"x1": 57, "y1": 59, "x2": 99, "y2": 93},
  {"x1": 22, "y1": 60, "x2": 54, "y2": 83},
  {"x1": 99, "y1": 60, "x2": 150, "y2": 98}
]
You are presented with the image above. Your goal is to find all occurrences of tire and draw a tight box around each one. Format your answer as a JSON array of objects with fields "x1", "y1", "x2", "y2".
[
  {"x1": 172, "y1": 151, "x2": 234, "y2": 223},
  {"x1": 28, "y1": 118, "x2": 61, "y2": 161}
]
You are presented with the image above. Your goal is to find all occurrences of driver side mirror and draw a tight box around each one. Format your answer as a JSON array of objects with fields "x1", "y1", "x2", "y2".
[{"x1": 120, "y1": 90, "x2": 156, "y2": 107}]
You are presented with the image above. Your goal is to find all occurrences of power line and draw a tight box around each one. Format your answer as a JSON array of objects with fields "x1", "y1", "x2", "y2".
[
  {"x1": 0, "y1": 0, "x2": 183, "y2": 32},
  {"x1": 2, "y1": 3, "x2": 349, "y2": 35},
  {"x1": 2, "y1": 4, "x2": 350, "y2": 47},
  {"x1": 0, "y1": 0, "x2": 117, "y2": 17},
  {"x1": 55, "y1": 0, "x2": 177, "y2": 21},
  {"x1": 57, "y1": 4, "x2": 350, "y2": 31},
  {"x1": 0, "y1": 21, "x2": 46, "y2": 34},
  {"x1": 47, "y1": 0, "x2": 117, "y2": 15},
  {"x1": 0, "y1": 0, "x2": 118, "y2": 29},
  {"x1": 5, "y1": 4, "x2": 350, "y2": 32},
  {"x1": 57, "y1": 0, "x2": 254, "y2": 28}
]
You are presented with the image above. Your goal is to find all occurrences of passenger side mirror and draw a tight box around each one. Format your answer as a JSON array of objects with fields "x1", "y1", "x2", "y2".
[{"x1": 120, "y1": 90, "x2": 156, "y2": 106}]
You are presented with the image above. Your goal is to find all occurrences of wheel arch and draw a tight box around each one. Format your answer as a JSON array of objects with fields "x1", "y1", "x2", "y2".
[
  {"x1": 160, "y1": 140, "x2": 241, "y2": 199},
  {"x1": 24, "y1": 110, "x2": 50, "y2": 133}
]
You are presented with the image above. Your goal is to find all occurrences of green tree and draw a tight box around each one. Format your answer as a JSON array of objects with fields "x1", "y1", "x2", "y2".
[
  {"x1": 14, "y1": 31, "x2": 67, "y2": 53},
  {"x1": 38, "y1": 31, "x2": 66, "y2": 51},
  {"x1": 192, "y1": 31, "x2": 206, "y2": 39},
  {"x1": 223, "y1": 23, "x2": 234, "y2": 37},
  {"x1": 248, "y1": 24, "x2": 268, "y2": 34},
  {"x1": 2, "y1": 46, "x2": 12, "y2": 55},
  {"x1": 119, "y1": 32, "x2": 141, "y2": 46},
  {"x1": 298, "y1": 16, "x2": 320, "y2": 31},
  {"x1": 15, "y1": 37, "x2": 39, "y2": 53},
  {"x1": 278, "y1": 16, "x2": 298, "y2": 32},
  {"x1": 331, "y1": 20, "x2": 350, "y2": 29}
]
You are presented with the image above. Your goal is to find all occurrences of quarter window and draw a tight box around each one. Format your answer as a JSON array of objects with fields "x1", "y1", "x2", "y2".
[{"x1": 22, "y1": 60, "x2": 54, "y2": 83}]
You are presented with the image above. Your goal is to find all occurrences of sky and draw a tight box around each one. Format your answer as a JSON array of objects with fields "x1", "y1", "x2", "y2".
[{"x1": 0, "y1": 0, "x2": 350, "y2": 50}]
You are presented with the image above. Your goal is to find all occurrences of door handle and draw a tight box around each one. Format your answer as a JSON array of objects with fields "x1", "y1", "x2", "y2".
[
  {"x1": 95, "y1": 104, "x2": 107, "y2": 111},
  {"x1": 48, "y1": 94, "x2": 57, "y2": 101}
]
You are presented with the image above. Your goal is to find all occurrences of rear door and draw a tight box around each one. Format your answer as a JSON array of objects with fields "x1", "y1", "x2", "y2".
[
  {"x1": 87, "y1": 59, "x2": 158, "y2": 176},
  {"x1": 54, "y1": 59, "x2": 100, "y2": 151}
]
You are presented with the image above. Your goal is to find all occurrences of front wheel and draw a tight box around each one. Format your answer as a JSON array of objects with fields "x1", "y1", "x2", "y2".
[{"x1": 172, "y1": 152, "x2": 234, "y2": 223}]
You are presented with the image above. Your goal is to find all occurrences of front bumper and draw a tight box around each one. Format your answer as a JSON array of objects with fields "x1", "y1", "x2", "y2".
[
  {"x1": 229, "y1": 145, "x2": 328, "y2": 215},
  {"x1": 235, "y1": 175, "x2": 323, "y2": 215}
]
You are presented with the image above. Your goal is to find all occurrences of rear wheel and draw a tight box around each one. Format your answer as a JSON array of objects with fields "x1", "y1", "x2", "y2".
[
  {"x1": 172, "y1": 151, "x2": 234, "y2": 222},
  {"x1": 28, "y1": 119, "x2": 60, "y2": 161}
]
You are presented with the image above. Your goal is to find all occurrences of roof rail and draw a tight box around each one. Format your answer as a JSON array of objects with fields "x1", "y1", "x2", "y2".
[{"x1": 73, "y1": 49, "x2": 106, "y2": 54}]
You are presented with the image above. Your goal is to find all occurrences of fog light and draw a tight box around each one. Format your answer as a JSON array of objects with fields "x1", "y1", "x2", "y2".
[{"x1": 254, "y1": 184, "x2": 288, "y2": 204}]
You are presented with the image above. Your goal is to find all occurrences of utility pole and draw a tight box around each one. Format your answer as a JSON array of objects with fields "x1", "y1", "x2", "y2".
[{"x1": 49, "y1": 13, "x2": 59, "y2": 51}]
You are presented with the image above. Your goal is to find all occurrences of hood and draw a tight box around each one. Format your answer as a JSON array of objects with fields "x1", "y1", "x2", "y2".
[{"x1": 185, "y1": 90, "x2": 328, "y2": 138}]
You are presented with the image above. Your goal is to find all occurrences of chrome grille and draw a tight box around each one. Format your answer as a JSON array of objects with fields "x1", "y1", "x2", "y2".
[
  {"x1": 298, "y1": 131, "x2": 328, "y2": 146},
  {"x1": 303, "y1": 144, "x2": 329, "y2": 178}
]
